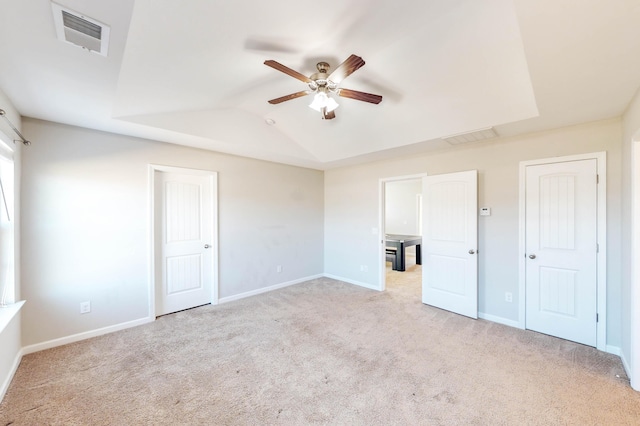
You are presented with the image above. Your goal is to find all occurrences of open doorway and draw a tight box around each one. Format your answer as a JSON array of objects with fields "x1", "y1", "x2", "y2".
[
  {"x1": 380, "y1": 170, "x2": 479, "y2": 318},
  {"x1": 380, "y1": 176, "x2": 424, "y2": 293}
]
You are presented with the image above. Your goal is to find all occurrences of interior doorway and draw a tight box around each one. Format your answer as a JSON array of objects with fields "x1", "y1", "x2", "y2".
[
  {"x1": 524, "y1": 159, "x2": 597, "y2": 346},
  {"x1": 150, "y1": 165, "x2": 219, "y2": 317},
  {"x1": 379, "y1": 175, "x2": 425, "y2": 292},
  {"x1": 518, "y1": 152, "x2": 606, "y2": 351}
]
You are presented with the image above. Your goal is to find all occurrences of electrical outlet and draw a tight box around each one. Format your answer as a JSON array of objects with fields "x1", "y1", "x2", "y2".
[
  {"x1": 80, "y1": 301, "x2": 91, "y2": 314},
  {"x1": 505, "y1": 292, "x2": 513, "y2": 303},
  {"x1": 276, "y1": 265, "x2": 282, "y2": 273}
]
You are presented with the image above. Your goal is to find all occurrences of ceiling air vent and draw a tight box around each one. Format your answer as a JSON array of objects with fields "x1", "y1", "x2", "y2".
[
  {"x1": 442, "y1": 127, "x2": 498, "y2": 145},
  {"x1": 51, "y1": 2, "x2": 110, "y2": 56}
]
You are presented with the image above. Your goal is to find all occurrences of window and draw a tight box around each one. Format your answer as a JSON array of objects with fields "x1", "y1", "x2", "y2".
[{"x1": 0, "y1": 137, "x2": 15, "y2": 306}]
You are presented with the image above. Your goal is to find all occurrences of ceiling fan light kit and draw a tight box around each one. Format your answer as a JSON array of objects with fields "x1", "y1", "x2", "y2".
[
  {"x1": 264, "y1": 54, "x2": 382, "y2": 120},
  {"x1": 308, "y1": 90, "x2": 339, "y2": 113}
]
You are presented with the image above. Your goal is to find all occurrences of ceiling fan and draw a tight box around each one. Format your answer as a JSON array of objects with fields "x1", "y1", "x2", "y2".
[{"x1": 264, "y1": 54, "x2": 383, "y2": 120}]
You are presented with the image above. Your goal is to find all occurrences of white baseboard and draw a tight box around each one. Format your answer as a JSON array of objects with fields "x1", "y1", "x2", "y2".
[
  {"x1": 621, "y1": 351, "x2": 640, "y2": 391},
  {"x1": 621, "y1": 350, "x2": 631, "y2": 376},
  {"x1": 478, "y1": 312, "x2": 521, "y2": 329},
  {"x1": 478, "y1": 313, "x2": 622, "y2": 358},
  {"x1": 218, "y1": 274, "x2": 323, "y2": 304},
  {"x1": 22, "y1": 275, "x2": 326, "y2": 355},
  {"x1": 22, "y1": 316, "x2": 154, "y2": 355},
  {"x1": 323, "y1": 274, "x2": 380, "y2": 291},
  {"x1": 0, "y1": 347, "x2": 23, "y2": 403},
  {"x1": 618, "y1": 350, "x2": 639, "y2": 391},
  {"x1": 606, "y1": 345, "x2": 621, "y2": 356}
]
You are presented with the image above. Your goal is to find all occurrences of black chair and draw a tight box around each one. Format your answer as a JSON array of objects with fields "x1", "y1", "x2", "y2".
[{"x1": 386, "y1": 247, "x2": 398, "y2": 270}]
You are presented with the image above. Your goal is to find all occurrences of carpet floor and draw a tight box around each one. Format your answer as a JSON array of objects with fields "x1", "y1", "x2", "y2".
[{"x1": 1, "y1": 264, "x2": 639, "y2": 425}]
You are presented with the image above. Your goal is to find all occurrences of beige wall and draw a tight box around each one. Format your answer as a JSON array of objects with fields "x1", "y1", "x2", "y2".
[
  {"x1": 325, "y1": 118, "x2": 622, "y2": 347},
  {"x1": 20, "y1": 119, "x2": 324, "y2": 347},
  {"x1": 3, "y1": 109, "x2": 631, "y2": 390}
]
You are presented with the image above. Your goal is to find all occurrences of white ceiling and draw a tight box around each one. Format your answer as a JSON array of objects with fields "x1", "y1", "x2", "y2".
[{"x1": 1, "y1": 0, "x2": 639, "y2": 170}]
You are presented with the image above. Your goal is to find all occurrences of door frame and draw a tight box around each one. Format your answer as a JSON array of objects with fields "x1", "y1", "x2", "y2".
[
  {"x1": 518, "y1": 152, "x2": 606, "y2": 351},
  {"x1": 378, "y1": 173, "x2": 428, "y2": 291},
  {"x1": 148, "y1": 164, "x2": 219, "y2": 319},
  {"x1": 631, "y1": 138, "x2": 640, "y2": 390}
]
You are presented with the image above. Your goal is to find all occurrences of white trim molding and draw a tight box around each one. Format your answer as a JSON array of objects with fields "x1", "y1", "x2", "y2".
[
  {"x1": 478, "y1": 312, "x2": 520, "y2": 329},
  {"x1": 607, "y1": 345, "x2": 622, "y2": 357},
  {"x1": 323, "y1": 274, "x2": 380, "y2": 291},
  {"x1": 21, "y1": 317, "x2": 153, "y2": 356},
  {"x1": 631, "y1": 139, "x2": 640, "y2": 391},
  {"x1": 219, "y1": 274, "x2": 324, "y2": 304},
  {"x1": 518, "y1": 152, "x2": 607, "y2": 352}
]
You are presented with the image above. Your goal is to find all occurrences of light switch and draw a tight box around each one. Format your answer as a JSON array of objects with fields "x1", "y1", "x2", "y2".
[{"x1": 480, "y1": 207, "x2": 491, "y2": 216}]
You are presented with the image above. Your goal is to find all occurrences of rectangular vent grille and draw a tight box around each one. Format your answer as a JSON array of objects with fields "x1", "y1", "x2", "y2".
[
  {"x1": 443, "y1": 127, "x2": 498, "y2": 145},
  {"x1": 52, "y1": 2, "x2": 110, "y2": 57},
  {"x1": 62, "y1": 10, "x2": 102, "y2": 40}
]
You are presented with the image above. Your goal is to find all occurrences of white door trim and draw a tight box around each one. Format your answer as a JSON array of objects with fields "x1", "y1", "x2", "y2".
[
  {"x1": 631, "y1": 140, "x2": 640, "y2": 390},
  {"x1": 518, "y1": 152, "x2": 606, "y2": 351},
  {"x1": 378, "y1": 173, "x2": 428, "y2": 291},
  {"x1": 148, "y1": 164, "x2": 219, "y2": 319}
]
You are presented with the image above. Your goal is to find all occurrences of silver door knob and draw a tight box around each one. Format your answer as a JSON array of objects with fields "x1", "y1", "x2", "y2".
[
  {"x1": 468, "y1": 249, "x2": 475, "y2": 255},
  {"x1": 528, "y1": 254, "x2": 536, "y2": 259},
  {"x1": 204, "y1": 244, "x2": 211, "y2": 249}
]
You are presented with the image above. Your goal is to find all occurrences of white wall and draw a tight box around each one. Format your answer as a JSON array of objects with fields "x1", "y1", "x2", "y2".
[
  {"x1": 20, "y1": 119, "x2": 324, "y2": 347},
  {"x1": 385, "y1": 179, "x2": 421, "y2": 235},
  {"x1": 325, "y1": 119, "x2": 622, "y2": 347},
  {"x1": 0, "y1": 310, "x2": 21, "y2": 400},
  {"x1": 0, "y1": 87, "x2": 22, "y2": 401},
  {"x1": 622, "y1": 88, "x2": 640, "y2": 389}
]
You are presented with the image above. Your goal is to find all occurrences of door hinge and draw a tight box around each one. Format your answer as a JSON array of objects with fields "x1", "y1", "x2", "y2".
[
  {"x1": 596, "y1": 313, "x2": 599, "y2": 323},
  {"x1": 596, "y1": 174, "x2": 600, "y2": 184}
]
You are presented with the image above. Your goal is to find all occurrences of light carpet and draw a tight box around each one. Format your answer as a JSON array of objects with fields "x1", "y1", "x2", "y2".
[{"x1": 1, "y1": 264, "x2": 639, "y2": 425}]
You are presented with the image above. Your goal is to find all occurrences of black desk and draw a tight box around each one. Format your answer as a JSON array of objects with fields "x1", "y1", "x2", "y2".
[{"x1": 386, "y1": 234, "x2": 422, "y2": 272}]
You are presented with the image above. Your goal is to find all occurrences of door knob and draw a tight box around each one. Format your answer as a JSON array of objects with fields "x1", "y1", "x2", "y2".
[
  {"x1": 528, "y1": 254, "x2": 536, "y2": 259},
  {"x1": 204, "y1": 244, "x2": 211, "y2": 249},
  {"x1": 468, "y1": 249, "x2": 475, "y2": 255}
]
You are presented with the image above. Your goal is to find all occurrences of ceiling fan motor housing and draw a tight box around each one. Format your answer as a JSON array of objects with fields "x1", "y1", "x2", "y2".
[
  {"x1": 310, "y1": 62, "x2": 337, "y2": 91},
  {"x1": 316, "y1": 61, "x2": 330, "y2": 73}
]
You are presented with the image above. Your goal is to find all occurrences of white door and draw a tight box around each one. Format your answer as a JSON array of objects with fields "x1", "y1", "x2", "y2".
[
  {"x1": 156, "y1": 171, "x2": 215, "y2": 316},
  {"x1": 422, "y1": 170, "x2": 478, "y2": 318},
  {"x1": 525, "y1": 159, "x2": 597, "y2": 346}
]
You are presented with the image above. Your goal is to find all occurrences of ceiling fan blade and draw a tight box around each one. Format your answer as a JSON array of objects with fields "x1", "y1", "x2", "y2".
[
  {"x1": 267, "y1": 90, "x2": 312, "y2": 104},
  {"x1": 264, "y1": 60, "x2": 312, "y2": 83},
  {"x1": 338, "y1": 88, "x2": 383, "y2": 104},
  {"x1": 328, "y1": 54, "x2": 366, "y2": 84},
  {"x1": 323, "y1": 109, "x2": 336, "y2": 120}
]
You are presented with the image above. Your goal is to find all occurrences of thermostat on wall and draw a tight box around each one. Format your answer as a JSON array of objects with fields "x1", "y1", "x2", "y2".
[{"x1": 480, "y1": 207, "x2": 491, "y2": 216}]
